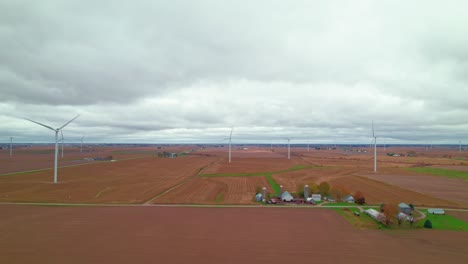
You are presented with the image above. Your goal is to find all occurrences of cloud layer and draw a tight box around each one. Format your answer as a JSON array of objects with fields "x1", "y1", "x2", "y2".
[{"x1": 1, "y1": 0, "x2": 467, "y2": 144}]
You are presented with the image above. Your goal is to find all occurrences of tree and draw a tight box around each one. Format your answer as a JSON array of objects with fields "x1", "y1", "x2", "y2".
[
  {"x1": 330, "y1": 185, "x2": 349, "y2": 202},
  {"x1": 255, "y1": 186, "x2": 262, "y2": 194},
  {"x1": 382, "y1": 203, "x2": 399, "y2": 225},
  {"x1": 409, "y1": 203, "x2": 415, "y2": 211},
  {"x1": 353, "y1": 191, "x2": 366, "y2": 204},
  {"x1": 308, "y1": 183, "x2": 319, "y2": 194},
  {"x1": 318, "y1": 182, "x2": 330, "y2": 196},
  {"x1": 424, "y1": 219, "x2": 432, "y2": 229}
]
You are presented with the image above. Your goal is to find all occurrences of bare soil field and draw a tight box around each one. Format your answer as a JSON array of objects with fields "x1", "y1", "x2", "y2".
[
  {"x1": 360, "y1": 171, "x2": 468, "y2": 206},
  {"x1": 203, "y1": 156, "x2": 303, "y2": 174},
  {"x1": 0, "y1": 156, "x2": 215, "y2": 204},
  {"x1": 329, "y1": 175, "x2": 462, "y2": 208},
  {"x1": 448, "y1": 211, "x2": 468, "y2": 222},
  {"x1": 0, "y1": 145, "x2": 160, "y2": 175},
  {"x1": 0, "y1": 205, "x2": 466, "y2": 264},
  {"x1": 152, "y1": 176, "x2": 273, "y2": 204}
]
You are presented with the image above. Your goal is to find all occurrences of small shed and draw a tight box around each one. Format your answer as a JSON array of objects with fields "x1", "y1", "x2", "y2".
[
  {"x1": 428, "y1": 208, "x2": 445, "y2": 215},
  {"x1": 306, "y1": 197, "x2": 316, "y2": 204},
  {"x1": 281, "y1": 191, "x2": 294, "y2": 202},
  {"x1": 311, "y1": 194, "x2": 322, "y2": 202},
  {"x1": 255, "y1": 193, "x2": 263, "y2": 202},
  {"x1": 399, "y1": 203, "x2": 412, "y2": 215}
]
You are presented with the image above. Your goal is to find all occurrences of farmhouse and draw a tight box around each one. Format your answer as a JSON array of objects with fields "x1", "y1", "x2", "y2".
[
  {"x1": 342, "y1": 195, "x2": 354, "y2": 203},
  {"x1": 428, "y1": 208, "x2": 445, "y2": 215},
  {"x1": 399, "y1": 203, "x2": 412, "y2": 215},
  {"x1": 281, "y1": 191, "x2": 294, "y2": 202}
]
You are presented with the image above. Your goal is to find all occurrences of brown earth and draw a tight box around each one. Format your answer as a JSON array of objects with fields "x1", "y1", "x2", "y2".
[
  {"x1": 0, "y1": 156, "x2": 215, "y2": 204},
  {"x1": 359, "y1": 170, "x2": 468, "y2": 206},
  {"x1": 203, "y1": 156, "x2": 302, "y2": 174},
  {"x1": 152, "y1": 176, "x2": 273, "y2": 204},
  {"x1": 0, "y1": 205, "x2": 466, "y2": 264},
  {"x1": 329, "y1": 175, "x2": 462, "y2": 208}
]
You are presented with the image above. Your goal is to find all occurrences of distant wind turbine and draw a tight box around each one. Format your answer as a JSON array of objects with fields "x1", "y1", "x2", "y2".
[
  {"x1": 285, "y1": 138, "x2": 291, "y2": 160},
  {"x1": 81, "y1": 136, "x2": 84, "y2": 153},
  {"x1": 459, "y1": 140, "x2": 462, "y2": 153},
  {"x1": 223, "y1": 127, "x2": 233, "y2": 163},
  {"x1": 24, "y1": 115, "x2": 80, "y2": 183},
  {"x1": 372, "y1": 121, "x2": 377, "y2": 173},
  {"x1": 9, "y1": 137, "x2": 13, "y2": 157}
]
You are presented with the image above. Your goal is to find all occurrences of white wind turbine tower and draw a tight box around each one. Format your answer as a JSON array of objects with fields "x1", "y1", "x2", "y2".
[
  {"x1": 9, "y1": 137, "x2": 13, "y2": 157},
  {"x1": 60, "y1": 130, "x2": 64, "y2": 158},
  {"x1": 223, "y1": 127, "x2": 233, "y2": 163},
  {"x1": 24, "y1": 115, "x2": 80, "y2": 183},
  {"x1": 372, "y1": 121, "x2": 377, "y2": 173},
  {"x1": 285, "y1": 138, "x2": 291, "y2": 160}
]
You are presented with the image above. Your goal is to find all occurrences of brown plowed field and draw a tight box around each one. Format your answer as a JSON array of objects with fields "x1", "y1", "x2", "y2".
[
  {"x1": 329, "y1": 175, "x2": 462, "y2": 208},
  {"x1": 272, "y1": 167, "x2": 357, "y2": 192},
  {"x1": 203, "y1": 157, "x2": 302, "y2": 174},
  {"x1": 0, "y1": 146, "x2": 162, "y2": 175},
  {"x1": 153, "y1": 176, "x2": 272, "y2": 204},
  {"x1": 0, "y1": 157, "x2": 215, "y2": 204},
  {"x1": 360, "y1": 171, "x2": 468, "y2": 206},
  {"x1": 0, "y1": 205, "x2": 466, "y2": 264}
]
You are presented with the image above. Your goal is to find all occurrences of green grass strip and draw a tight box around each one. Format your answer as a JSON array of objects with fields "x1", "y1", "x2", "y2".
[
  {"x1": 265, "y1": 173, "x2": 280, "y2": 195},
  {"x1": 419, "y1": 210, "x2": 467, "y2": 231},
  {"x1": 405, "y1": 167, "x2": 468, "y2": 180},
  {"x1": 215, "y1": 192, "x2": 224, "y2": 203}
]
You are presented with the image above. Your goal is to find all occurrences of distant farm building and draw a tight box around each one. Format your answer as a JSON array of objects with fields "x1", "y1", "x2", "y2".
[
  {"x1": 365, "y1": 209, "x2": 384, "y2": 221},
  {"x1": 281, "y1": 191, "x2": 294, "y2": 202},
  {"x1": 399, "y1": 203, "x2": 412, "y2": 215},
  {"x1": 311, "y1": 194, "x2": 322, "y2": 202},
  {"x1": 255, "y1": 193, "x2": 263, "y2": 202},
  {"x1": 428, "y1": 208, "x2": 445, "y2": 215},
  {"x1": 342, "y1": 195, "x2": 355, "y2": 203}
]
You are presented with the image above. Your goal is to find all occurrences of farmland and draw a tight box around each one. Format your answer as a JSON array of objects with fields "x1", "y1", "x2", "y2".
[
  {"x1": 1, "y1": 145, "x2": 468, "y2": 208},
  {"x1": 0, "y1": 205, "x2": 467, "y2": 264}
]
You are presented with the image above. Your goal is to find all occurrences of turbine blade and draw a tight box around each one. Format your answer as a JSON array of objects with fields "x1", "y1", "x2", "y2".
[
  {"x1": 59, "y1": 115, "x2": 80, "y2": 130},
  {"x1": 24, "y1": 118, "x2": 55, "y2": 131},
  {"x1": 61, "y1": 130, "x2": 64, "y2": 140},
  {"x1": 229, "y1": 127, "x2": 233, "y2": 139},
  {"x1": 372, "y1": 121, "x2": 375, "y2": 137}
]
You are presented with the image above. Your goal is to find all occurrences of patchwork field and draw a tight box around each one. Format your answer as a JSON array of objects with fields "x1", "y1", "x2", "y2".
[
  {"x1": 0, "y1": 205, "x2": 466, "y2": 264},
  {"x1": 0, "y1": 146, "x2": 467, "y2": 209},
  {"x1": 328, "y1": 175, "x2": 461, "y2": 208},
  {"x1": 360, "y1": 171, "x2": 468, "y2": 206},
  {"x1": 0, "y1": 156, "x2": 215, "y2": 204}
]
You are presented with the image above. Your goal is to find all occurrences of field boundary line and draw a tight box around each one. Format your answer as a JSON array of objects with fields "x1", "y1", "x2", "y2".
[{"x1": 141, "y1": 159, "x2": 220, "y2": 204}]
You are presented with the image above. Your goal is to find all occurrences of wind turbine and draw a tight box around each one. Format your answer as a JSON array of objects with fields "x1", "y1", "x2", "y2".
[
  {"x1": 285, "y1": 138, "x2": 291, "y2": 160},
  {"x1": 372, "y1": 121, "x2": 377, "y2": 173},
  {"x1": 60, "y1": 130, "x2": 64, "y2": 158},
  {"x1": 9, "y1": 137, "x2": 12, "y2": 157},
  {"x1": 459, "y1": 140, "x2": 462, "y2": 153},
  {"x1": 80, "y1": 136, "x2": 84, "y2": 153},
  {"x1": 307, "y1": 139, "x2": 310, "y2": 152},
  {"x1": 223, "y1": 127, "x2": 233, "y2": 163},
  {"x1": 24, "y1": 115, "x2": 80, "y2": 183}
]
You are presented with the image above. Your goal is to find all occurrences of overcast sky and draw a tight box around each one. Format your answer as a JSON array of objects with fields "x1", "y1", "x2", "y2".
[{"x1": 1, "y1": 0, "x2": 467, "y2": 144}]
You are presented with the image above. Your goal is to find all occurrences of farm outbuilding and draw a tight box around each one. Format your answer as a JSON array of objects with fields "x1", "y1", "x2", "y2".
[
  {"x1": 428, "y1": 208, "x2": 445, "y2": 215},
  {"x1": 281, "y1": 191, "x2": 294, "y2": 202},
  {"x1": 342, "y1": 195, "x2": 354, "y2": 203},
  {"x1": 399, "y1": 203, "x2": 412, "y2": 215},
  {"x1": 311, "y1": 194, "x2": 321, "y2": 202},
  {"x1": 255, "y1": 193, "x2": 262, "y2": 202}
]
